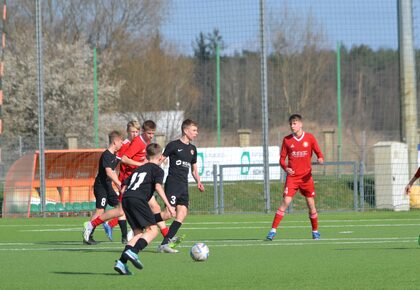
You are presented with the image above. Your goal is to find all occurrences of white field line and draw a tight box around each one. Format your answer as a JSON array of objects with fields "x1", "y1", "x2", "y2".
[
  {"x1": 18, "y1": 223, "x2": 420, "y2": 232},
  {"x1": 0, "y1": 238, "x2": 416, "y2": 251},
  {"x1": 0, "y1": 236, "x2": 413, "y2": 247},
  {"x1": 2, "y1": 218, "x2": 420, "y2": 228}
]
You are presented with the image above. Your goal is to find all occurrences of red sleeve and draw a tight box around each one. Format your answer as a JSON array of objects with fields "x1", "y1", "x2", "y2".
[
  {"x1": 124, "y1": 137, "x2": 142, "y2": 159},
  {"x1": 116, "y1": 141, "x2": 130, "y2": 158},
  {"x1": 311, "y1": 135, "x2": 324, "y2": 160},
  {"x1": 279, "y1": 138, "x2": 288, "y2": 171},
  {"x1": 415, "y1": 167, "x2": 420, "y2": 178}
]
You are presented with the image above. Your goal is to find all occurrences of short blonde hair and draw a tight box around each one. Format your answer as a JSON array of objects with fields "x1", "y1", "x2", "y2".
[{"x1": 126, "y1": 120, "x2": 141, "y2": 132}]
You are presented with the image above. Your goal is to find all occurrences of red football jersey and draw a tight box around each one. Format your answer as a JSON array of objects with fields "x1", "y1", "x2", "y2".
[
  {"x1": 120, "y1": 135, "x2": 148, "y2": 181},
  {"x1": 280, "y1": 132, "x2": 323, "y2": 177},
  {"x1": 116, "y1": 139, "x2": 131, "y2": 182}
]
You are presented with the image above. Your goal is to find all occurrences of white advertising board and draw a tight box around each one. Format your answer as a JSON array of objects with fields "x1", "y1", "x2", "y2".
[{"x1": 162, "y1": 146, "x2": 282, "y2": 182}]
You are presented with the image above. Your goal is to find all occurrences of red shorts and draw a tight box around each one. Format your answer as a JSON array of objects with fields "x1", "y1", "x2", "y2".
[{"x1": 283, "y1": 174, "x2": 316, "y2": 198}]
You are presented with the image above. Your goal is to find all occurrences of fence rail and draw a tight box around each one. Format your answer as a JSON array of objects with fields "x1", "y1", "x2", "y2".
[{"x1": 213, "y1": 162, "x2": 359, "y2": 214}]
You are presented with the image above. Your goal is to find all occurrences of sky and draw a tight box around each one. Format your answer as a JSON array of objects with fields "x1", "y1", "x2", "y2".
[{"x1": 161, "y1": 0, "x2": 420, "y2": 55}]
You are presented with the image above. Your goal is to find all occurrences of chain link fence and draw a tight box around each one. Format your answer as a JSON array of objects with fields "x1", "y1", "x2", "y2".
[{"x1": 1, "y1": 0, "x2": 420, "y2": 215}]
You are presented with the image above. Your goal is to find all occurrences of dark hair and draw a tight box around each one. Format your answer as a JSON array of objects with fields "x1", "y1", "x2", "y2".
[
  {"x1": 181, "y1": 119, "x2": 198, "y2": 135},
  {"x1": 108, "y1": 130, "x2": 123, "y2": 144},
  {"x1": 288, "y1": 114, "x2": 302, "y2": 123},
  {"x1": 146, "y1": 143, "x2": 162, "y2": 159},
  {"x1": 142, "y1": 120, "x2": 156, "y2": 131}
]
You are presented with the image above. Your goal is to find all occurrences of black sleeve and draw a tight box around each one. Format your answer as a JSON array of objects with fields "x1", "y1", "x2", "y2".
[
  {"x1": 101, "y1": 152, "x2": 114, "y2": 169},
  {"x1": 163, "y1": 141, "x2": 175, "y2": 157},
  {"x1": 191, "y1": 145, "x2": 197, "y2": 164},
  {"x1": 155, "y1": 167, "x2": 164, "y2": 185},
  {"x1": 123, "y1": 174, "x2": 131, "y2": 186}
]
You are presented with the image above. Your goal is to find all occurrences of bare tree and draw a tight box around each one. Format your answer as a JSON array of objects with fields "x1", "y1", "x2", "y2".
[
  {"x1": 10, "y1": 0, "x2": 170, "y2": 51},
  {"x1": 268, "y1": 6, "x2": 331, "y2": 120},
  {"x1": 116, "y1": 33, "x2": 199, "y2": 120},
  {"x1": 3, "y1": 29, "x2": 121, "y2": 148}
]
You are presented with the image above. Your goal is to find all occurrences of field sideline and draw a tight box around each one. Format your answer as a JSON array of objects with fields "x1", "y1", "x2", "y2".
[{"x1": 1, "y1": 211, "x2": 420, "y2": 289}]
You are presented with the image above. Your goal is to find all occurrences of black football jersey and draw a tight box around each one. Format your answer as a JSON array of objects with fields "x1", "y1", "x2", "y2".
[
  {"x1": 123, "y1": 163, "x2": 164, "y2": 201},
  {"x1": 163, "y1": 139, "x2": 197, "y2": 183},
  {"x1": 94, "y1": 150, "x2": 119, "y2": 187}
]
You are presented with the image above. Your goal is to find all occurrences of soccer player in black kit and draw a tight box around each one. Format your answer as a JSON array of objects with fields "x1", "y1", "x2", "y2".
[
  {"x1": 157, "y1": 119, "x2": 205, "y2": 253},
  {"x1": 83, "y1": 130, "x2": 123, "y2": 245},
  {"x1": 114, "y1": 143, "x2": 175, "y2": 275}
]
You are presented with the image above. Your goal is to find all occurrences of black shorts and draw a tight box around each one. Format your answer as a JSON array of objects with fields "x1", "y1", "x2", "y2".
[
  {"x1": 164, "y1": 177, "x2": 189, "y2": 207},
  {"x1": 122, "y1": 196, "x2": 156, "y2": 231},
  {"x1": 94, "y1": 182, "x2": 119, "y2": 209}
]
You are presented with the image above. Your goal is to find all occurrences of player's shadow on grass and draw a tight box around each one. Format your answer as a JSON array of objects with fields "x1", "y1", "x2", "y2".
[
  {"x1": 47, "y1": 248, "x2": 121, "y2": 253},
  {"x1": 53, "y1": 271, "x2": 116, "y2": 276},
  {"x1": 35, "y1": 241, "x2": 94, "y2": 245},
  {"x1": 335, "y1": 247, "x2": 415, "y2": 251}
]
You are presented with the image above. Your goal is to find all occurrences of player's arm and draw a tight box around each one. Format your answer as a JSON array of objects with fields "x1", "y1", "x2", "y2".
[
  {"x1": 121, "y1": 155, "x2": 147, "y2": 167},
  {"x1": 121, "y1": 137, "x2": 148, "y2": 167},
  {"x1": 312, "y1": 136, "x2": 324, "y2": 164},
  {"x1": 155, "y1": 183, "x2": 175, "y2": 216},
  {"x1": 405, "y1": 167, "x2": 420, "y2": 194},
  {"x1": 105, "y1": 167, "x2": 121, "y2": 191},
  {"x1": 191, "y1": 163, "x2": 205, "y2": 192},
  {"x1": 158, "y1": 154, "x2": 168, "y2": 165},
  {"x1": 280, "y1": 139, "x2": 294, "y2": 175}
]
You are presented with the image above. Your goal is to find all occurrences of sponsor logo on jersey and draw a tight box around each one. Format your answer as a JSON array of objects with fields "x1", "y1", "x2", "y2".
[
  {"x1": 177, "y1": 149, "x2": 183, "y2": 152},
  {"x1": 176, "y1": 160, "x2": 191, "y2": 168},
  {"x1": 291, "y1": 151, "x2": 308, "y2": 158},
  {"x1": 290, "y1": 144, "x2": 295, "y2": 148}
]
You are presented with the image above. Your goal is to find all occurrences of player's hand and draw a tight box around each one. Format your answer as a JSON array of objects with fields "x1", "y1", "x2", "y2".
[
  {"x1": 318, "y1": 158, "x2": 324, "y2": 164},
  {"x1": 405, "y1": 184, "x2": 411, "y2": 195},
  {"x1": 286, "y1": 168, "x2": 295, "y2": 175},
  {"x1": 198, "y1": 182, "x2": 205, "y2": 192},
  {"x1": 168, "y1": 206, "x2": 176, "y2": 217}
]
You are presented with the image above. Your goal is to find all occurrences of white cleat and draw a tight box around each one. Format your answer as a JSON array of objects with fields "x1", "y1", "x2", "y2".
[
  {"x1": 83, "y1": 221, "x2": 94, "y2": 242},
  {"x1": 157, "y1": 244, "x2": 179, "y2": 253}
]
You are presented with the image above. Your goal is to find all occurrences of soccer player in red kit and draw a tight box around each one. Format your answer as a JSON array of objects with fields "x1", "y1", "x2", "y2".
[
  {"x1": 106, "y1": 120, "x2": 169, "y2": 243},
  {"x1": 266, "y1": 114, "x2": 324, "y2": 240},
  {"x1": 103, "y1": 120, "x2": 141, "y2": 243}
]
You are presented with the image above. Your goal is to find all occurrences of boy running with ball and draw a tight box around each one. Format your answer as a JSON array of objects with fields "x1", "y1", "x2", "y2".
[{"x1": 114, "y1": 143, "x2": 175, "y2": 275}]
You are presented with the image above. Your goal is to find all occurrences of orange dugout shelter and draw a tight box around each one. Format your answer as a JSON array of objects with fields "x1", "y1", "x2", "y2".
[{"x1": 2, "y1": 149, "x2": 104, "y2": 217}]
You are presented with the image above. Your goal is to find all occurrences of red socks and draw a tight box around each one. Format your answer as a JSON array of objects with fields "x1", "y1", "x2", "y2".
[
  {"x1": 161, "y1": 227, "x2": 169, "y2": 237},
  {"x1": 91, "y1": 216, "x2": 104, "y2": 228},
  {"x1": 309, "y1": 212, "x2": 318, "y2": 231},
  {"x1": 108, "y1": 218, "x2": 119, "y2": 228},
  {"x1": 271, "y1": 209, "x2": 285, "y2": 229}
]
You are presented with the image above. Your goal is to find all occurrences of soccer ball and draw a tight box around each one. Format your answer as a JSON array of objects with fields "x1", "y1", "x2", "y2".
[{"x1": 190, "y1": 243, "x2": 209, "y2": 261}]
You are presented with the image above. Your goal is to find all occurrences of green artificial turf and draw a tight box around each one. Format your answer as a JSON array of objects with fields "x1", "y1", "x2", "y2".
[{"x1": 0, "y1": 211, "x2": 420, "y2": 289}]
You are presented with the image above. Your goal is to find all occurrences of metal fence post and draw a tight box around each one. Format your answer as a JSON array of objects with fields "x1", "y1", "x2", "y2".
[
  {"x1": 218, "y1": 166, "x2": 224, "y2": 214},
  {"x1": 353, "y1": 162, "x2": 358, "y2": 211},
  {"x1": 213, "y1": 164, "x2": 219, "y2": 214},
  {"x1": 359, "y1": 161, "x2": 365, "y2": 211}
]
